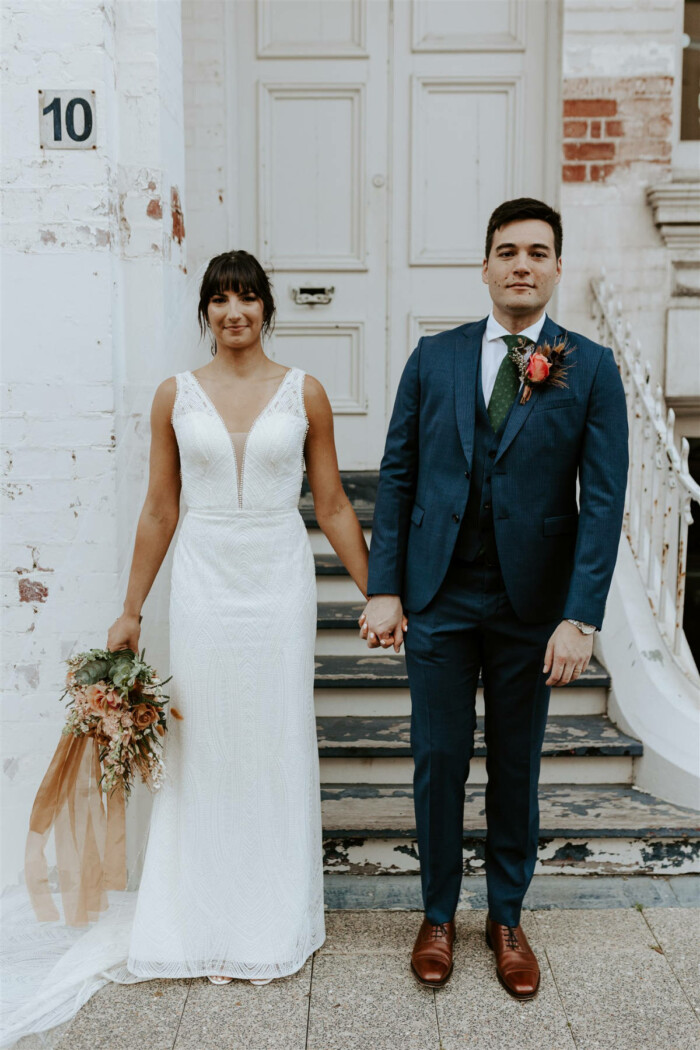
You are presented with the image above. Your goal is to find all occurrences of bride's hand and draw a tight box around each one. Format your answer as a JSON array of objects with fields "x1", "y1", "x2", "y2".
[{"x1": 107, "y1": 613, "x2": 141, "y2": 653}]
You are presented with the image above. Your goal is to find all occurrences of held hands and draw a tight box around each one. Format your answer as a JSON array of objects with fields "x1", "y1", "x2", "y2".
[
  {"x1": 106, "y1": 613, "x2": 141, "y2": 654},
  {"x1": 358, "y1": 595, "x2": 408, "y2": 653},
  {"x1": 543, "y1": 620, "x2": 594, "y2": 686}
]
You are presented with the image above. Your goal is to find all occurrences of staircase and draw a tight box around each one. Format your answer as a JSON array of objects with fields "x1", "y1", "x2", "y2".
[{"x1": 301, "y1": 473, "x2": 700, "y2": 880}]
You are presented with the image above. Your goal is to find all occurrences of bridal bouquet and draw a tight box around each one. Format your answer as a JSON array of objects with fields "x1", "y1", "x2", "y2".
[
  {"x1": 63, "y1": 647, "x2": 175, "y2": 799},
  {"x1": 25, "y1": 648, "x2": 179, "y2": 927}
]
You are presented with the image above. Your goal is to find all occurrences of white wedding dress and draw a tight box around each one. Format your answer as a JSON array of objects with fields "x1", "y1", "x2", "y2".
[{"x1": 1, "y1": 365, "x2": 325, "y2": 1046}]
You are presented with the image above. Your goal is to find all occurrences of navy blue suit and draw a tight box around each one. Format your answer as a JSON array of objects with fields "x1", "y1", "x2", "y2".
[{"x1": 367, "y1": 315, "x2": 628, "y2": 926}]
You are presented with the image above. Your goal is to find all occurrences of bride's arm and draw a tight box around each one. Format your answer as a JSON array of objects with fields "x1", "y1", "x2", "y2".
[
  {"x1": 106, "y1": 378, "x2": 181, "y2": 652},
  {"x1": 303, "y1": 375, "x2": 369, "y2": 600}
]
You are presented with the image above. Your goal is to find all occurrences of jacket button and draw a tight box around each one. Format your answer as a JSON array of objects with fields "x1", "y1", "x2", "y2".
[
  {"x1": 452, "y1": 513, "x2": 460, "y2": 523},
  {"x1": 464, "y1": 470, "x2": 470, "y2": 479},
  {"x1": 484, "y1": 502, "x2": 491, "y2": 511}
]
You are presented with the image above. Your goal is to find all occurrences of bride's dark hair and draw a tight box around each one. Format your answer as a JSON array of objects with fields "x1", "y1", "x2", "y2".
[{"x1": 198, "y1": 250, "x2": 276, "y2": 350}]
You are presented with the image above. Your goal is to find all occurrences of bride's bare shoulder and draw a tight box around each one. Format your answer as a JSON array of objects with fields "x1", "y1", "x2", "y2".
[
  {"x1": 302, "y1": 373, "x2": 328, "y2": 406},
  {"x1": 151, "y1": 376, "x2": 178, "y2": 423}
]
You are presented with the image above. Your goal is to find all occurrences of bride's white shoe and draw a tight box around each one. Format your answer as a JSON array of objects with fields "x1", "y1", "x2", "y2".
[
  {"x1": 207, "y1": 975, "x2": 233, "y2": 985},
  {"x1": 249, "y1": 978, "x2": 273, "y2": 986}
]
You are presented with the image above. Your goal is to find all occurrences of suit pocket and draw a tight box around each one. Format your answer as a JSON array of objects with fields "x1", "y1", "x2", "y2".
[
  {"x1": 543, "y1": 513, "x2": 578, "y2": 536},
  {"x1": 410, "y1": 503, "x2": 425, "y2": 527},
  {"x1": 540, "y1": 396, "x2": 576, "y2": 411}
]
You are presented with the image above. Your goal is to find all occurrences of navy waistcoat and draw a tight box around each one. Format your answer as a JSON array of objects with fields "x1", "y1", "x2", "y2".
[{"x1": 454, "y1": 353, "x2": 511, "y2": 562}]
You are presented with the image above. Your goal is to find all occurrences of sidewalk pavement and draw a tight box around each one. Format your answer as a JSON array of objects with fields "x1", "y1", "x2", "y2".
[{"x1": 20, "y1": 877, "x2": 700, "y2": 1050}]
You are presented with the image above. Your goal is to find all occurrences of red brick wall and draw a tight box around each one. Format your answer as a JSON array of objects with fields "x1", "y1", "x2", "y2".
[{"x1": 562, "y1": 76, "x2": 673, "y2": 183}]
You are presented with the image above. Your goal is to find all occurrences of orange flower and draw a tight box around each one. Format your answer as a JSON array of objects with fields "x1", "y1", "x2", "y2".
[
  {"x1": 526, "y1": 352, "x2": 550, "y2": 384},
  {"x1": 85, "y1": 683, "x2": 109, "y2": 715},
  {"x1": 104, "y1": 688, "x2": 123, "y2": 710},
  {"x1": 132, "y1": 703, "x2": 158, "y2": 729}
]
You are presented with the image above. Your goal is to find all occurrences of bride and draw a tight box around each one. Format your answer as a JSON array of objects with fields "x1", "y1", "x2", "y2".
[
  {"x1": 1, "y1": 249, "x2": 372, "y2": 1044},
  {"x1": 109, "y1": 248, "x2": 370, "y2": 985}
]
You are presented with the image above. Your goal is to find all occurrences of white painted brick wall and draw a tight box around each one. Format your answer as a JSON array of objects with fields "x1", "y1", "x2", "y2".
[
  {"x1": 563, "y1": 0, "x2": 677, "y2": 78},
  {"x1": 1, "y1": 0, "x2": 187, "y2": 888},
  {"x1": 182, "y1": 0, "x2": 229, "y2": 269}
]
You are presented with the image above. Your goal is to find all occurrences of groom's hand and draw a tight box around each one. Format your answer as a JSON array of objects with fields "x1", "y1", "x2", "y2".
[
  {"x1": 358, "y1": 596, "x2": 408, "y2": 653},
  {"x1": 543, "y1": 621, "x2": 594, "y2": 686}
]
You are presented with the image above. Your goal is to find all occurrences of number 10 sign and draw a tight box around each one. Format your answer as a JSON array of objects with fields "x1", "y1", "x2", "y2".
[{"x1": 39, "y1": 90, "x2": 96, "y2": 149}]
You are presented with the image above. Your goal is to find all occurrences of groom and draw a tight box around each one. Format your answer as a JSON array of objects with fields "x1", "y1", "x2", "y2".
[{"x1": 360, "y1": 198, "x2": 628, "y2": 998}]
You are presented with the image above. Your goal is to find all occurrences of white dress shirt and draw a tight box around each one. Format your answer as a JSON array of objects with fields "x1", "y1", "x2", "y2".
[{"x1": 481, "y1": 312, "x2": 547, "y2": 406}]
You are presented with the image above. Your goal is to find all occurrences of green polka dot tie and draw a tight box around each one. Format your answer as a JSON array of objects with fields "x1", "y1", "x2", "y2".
[{"x1": 487, "y1": 335, "x2": 534, "y2": 432}]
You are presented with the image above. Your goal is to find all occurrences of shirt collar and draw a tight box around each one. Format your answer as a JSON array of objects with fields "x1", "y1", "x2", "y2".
[{"x1": 485, "y1": 311, "x2": 547, "y2": 346}]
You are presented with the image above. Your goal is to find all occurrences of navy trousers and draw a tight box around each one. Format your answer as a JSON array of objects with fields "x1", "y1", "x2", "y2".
[{"x1": 404, "y1": 553, "x2": 560, "y2": 928}]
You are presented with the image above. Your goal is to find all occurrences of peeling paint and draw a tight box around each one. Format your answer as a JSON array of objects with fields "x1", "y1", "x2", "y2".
[
  {"x1": 3, "y1": 758, "x2": 19, "y2": 781},
  {"x1": 146, "y1": 198, "x2": 162, "y2": 220},
  {"x1": 171, "y1": 186, "x2": 185, "y2": 244},
  {"x1": 321, "y1": 835, "x2": 700, "y2": 876},
  {"x1": 2, "y1": 482, "x2": 31, "y2": 500},
  {"x1": 14, "y1": 664, "x2": 40, "y2": 688},
  {"x1": 18, "y1": 579, "x2": 48, "y2": 604},
  {"x1": 14, "y1": 546, "x2": 53, "y2": 576},
  {"x1": 641, "y1": 649, "x2": 664, "y2": 663},
  {"x1": 39, "y1": 229, "x2": 56, "y2": 244}
]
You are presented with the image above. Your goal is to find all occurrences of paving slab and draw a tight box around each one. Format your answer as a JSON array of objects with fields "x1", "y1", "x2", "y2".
[
  {"x1": 534, "y1": 909, "x2": 700, "y2": 1050},
  {"x1": 18, "y1": 901, "x2": 700, "y2": 1050},
  {"x1": 56, "y1": 978, "x2": 190, "y2": 1050},
  {"x1": 320, "y1": 909, "x2": 424, "y2": 954},
  {"x1": 436, "y1": 911, "x2": 576, "y2": 1050},
  {"x1": 306, "y1": 952, "x2": 438, "y2": 1050},
  {"x1": 172, "y1": 961, "x2": 312, "y2": 1050},
  {"x1": 643, "y1": 907, "x2": 700, "y2": 1019}
]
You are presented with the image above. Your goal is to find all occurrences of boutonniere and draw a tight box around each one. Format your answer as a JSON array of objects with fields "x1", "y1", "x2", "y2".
[{"x1": 508, "y1": 337, "x2": 576, "y2": 405}]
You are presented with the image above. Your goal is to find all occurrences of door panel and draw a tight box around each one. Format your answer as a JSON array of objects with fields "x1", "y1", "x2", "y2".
[
  {"x1": 390, "y1": 0, "x2": 557, "y2": 399},
  {"x1": 231, "y1": 0, "x2": 388, "y2": 469}
]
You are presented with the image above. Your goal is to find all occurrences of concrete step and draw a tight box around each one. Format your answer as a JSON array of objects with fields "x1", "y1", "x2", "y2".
[
  {"x1": 314, "y1": 554, "x2": 364, "y2": 601},
  {"x1": 313, "y1": 652, "x2": 610, "y2": 690},
  {"x1": 301, "y1": 471, "x2": 378, "y2": 530},
  {"x1": 317, "y1": 713, "x2": 641, "y2": 759},
  {"x1": 320, "y1": 783, "x2": 700, "y2": 875},
  {"x1": 313, "y1": 649, "x2": 609, "y2": 717},
  {"x1": 309, "y1": 530, "x2": 371, "y2": 555},
  {"x1": 316, "y1": 712, "x2": 639, "y2": 786}
]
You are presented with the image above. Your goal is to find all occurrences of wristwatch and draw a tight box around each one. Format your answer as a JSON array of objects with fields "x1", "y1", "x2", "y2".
[{"x1": 566, "y1": 618, "x2": 596, "y2": 635}]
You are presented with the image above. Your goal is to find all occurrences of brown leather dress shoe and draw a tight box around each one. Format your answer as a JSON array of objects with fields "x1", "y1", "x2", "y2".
[
  {"x1": 485, "y1": 916, "x2": 540, "y2": 1000},
  {"x1": 411, "y1": 917, "x2": 456, "y2": 987}
]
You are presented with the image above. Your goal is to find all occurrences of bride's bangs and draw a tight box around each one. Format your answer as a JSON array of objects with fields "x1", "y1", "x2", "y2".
[{"x1": 197, "y1": 251, "x2": 276, "y2": 338}]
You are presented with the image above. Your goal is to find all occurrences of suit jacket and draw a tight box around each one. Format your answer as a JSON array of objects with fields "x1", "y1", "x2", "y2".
[{"x1": 367, "y1": 315, "x2": 629, "y2": 627}]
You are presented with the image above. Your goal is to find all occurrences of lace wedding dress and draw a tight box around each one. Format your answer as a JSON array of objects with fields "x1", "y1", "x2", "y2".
[{"x1": 1, "y1": 366, "x2": 325, "y2": 1046}]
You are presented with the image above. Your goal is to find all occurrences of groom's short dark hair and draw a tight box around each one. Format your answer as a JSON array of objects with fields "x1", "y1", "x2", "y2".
[{"x1": 485, "y1": 198, "x2": 562, "y2": 260}]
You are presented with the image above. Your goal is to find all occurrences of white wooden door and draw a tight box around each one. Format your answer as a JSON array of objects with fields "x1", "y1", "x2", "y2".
[
  {"x1": 388, "y1": 0, "x2": 559, "y2": 398},
  {"x1": 227, "y1": 0, "x2": 558, "y2": 468},
  {"x1": 229, "y1": 0, "x2": 390, "y2": 469}
]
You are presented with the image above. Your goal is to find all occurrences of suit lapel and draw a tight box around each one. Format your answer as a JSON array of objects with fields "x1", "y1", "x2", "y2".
[
  {"x1": 494, "y1": 315, "x2": 565, "y2": 465},
  {"x1": 453, "y1": 319, "x2": 486, "y2": 470}
]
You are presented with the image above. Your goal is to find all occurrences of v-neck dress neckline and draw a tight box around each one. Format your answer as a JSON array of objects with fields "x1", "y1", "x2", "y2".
[{"x1": 187, "y1": 368, "x2": 293, "y2": 507}]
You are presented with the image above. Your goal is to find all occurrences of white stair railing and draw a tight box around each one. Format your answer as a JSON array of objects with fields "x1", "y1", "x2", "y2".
[{"x1": 590, "y1": 270, "x2": 700, "y2": 670}]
